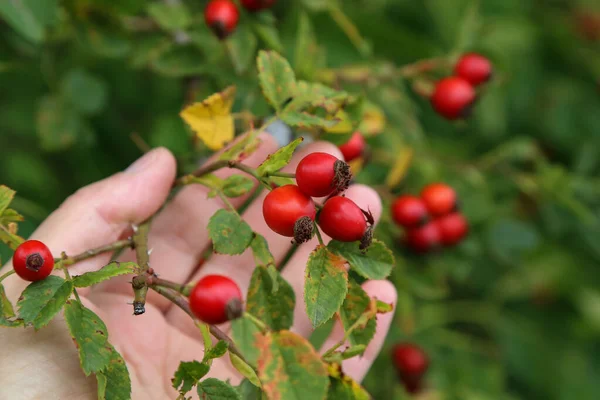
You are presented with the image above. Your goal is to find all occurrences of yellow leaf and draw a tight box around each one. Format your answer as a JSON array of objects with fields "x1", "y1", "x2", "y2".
[
  {"x1": 358, "y1": 102, "x2": 386, "y2": 136},
  {"x1": 385, "y1": 147, "x2": 414, "y2": 188},
  {"x1": 324, "y1": 110, "x2": 353, "y2": 134},
  {"x1": 180, "y1": 86, "x2": 236, "y2": 151},
  {"x1": 348, "y1": 157, "x2": 364, "y2": 175}
]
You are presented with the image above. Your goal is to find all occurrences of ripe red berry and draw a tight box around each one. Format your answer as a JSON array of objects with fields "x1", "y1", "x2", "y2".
[
  {"x1": 338, "y1": 132, "x2": 366, "y2": 162},
  {"x1": 392, "y1": 343, "x2": 429, "y2": 380},
  {"x1": 296, "y1": 152, "x2": 351, "y2": 198},
  {"x1": 189, "y1": 275, "x2": 243, "y2": 325},
  {"x1": 391, "y1": 196, "x2": 429, "y2": 228},
  {"x1": 405, "y1": 222, "x2": 440, "y2": 253},
  {"x1": 204, "y1": 0, "x2": 239, "y2": 39},
  {"x1": 13, "y1": 240, "x2": 54, "y2": 282},
  {"x1": 436, "y1": 212, "x2": 469, "y2": 246},
  {"x1": 420, "y1": 183, "x2": 457, "y2": 216},
  {"x1": 240, "y1": 0, "x2": 277, "y2": 12},
  {"x1": 454, "y1": 53, "x2": 493, "y2": 86},
  {"x1": 319, "y1": 196, "x2": 367, "y2": 242},
  {"x1": 263, "y1": 185, "x2": 316, "y2": 237},
  {"x1": 430, "y1": 77, "x2": 476, "y2": 120}
]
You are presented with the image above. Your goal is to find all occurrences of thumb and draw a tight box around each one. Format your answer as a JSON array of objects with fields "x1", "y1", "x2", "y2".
[{"x1": 24, "y1": 147, "x2": 175, "y2": 274}]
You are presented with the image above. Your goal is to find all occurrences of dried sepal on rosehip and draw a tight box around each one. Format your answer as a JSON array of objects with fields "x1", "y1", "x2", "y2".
[
  {"x1": 189, "y1": 275, "x2": 243, "y2": 325},
  {"x1": 295, "y1": 152, "x2": 351, "y2": 198},
  {"x1": 13, "y1": 239, "x2": 54, "y2": 282}
]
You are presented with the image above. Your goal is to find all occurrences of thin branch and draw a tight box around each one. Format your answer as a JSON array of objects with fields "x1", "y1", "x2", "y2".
[
  {"x1": 150, "y1": 285, "x2": 250, "y2": 366},
  {"x1": 58, "y1": 238, "x2": 134, "y2": 266},
  {"x1": 149, "y1": 276, "x2": 193, "y2": 297},
  {"x1": 131, "y1": 220, "x2": 152, "y2": 315},
  {"x1": 0, "y1": 269, "x2": 15, "y2": 283}
]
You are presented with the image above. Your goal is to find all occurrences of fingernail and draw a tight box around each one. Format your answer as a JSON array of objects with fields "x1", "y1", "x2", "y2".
[{"x1": 126, "y1": 149, "x2": 158, "y2": 174}]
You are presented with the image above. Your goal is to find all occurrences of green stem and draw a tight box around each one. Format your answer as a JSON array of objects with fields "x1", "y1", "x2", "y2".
[
  {"x1": 62, "y1": 266, "x2": 82, "y2": 303},
  {"x1": 131, "y1": 220, "x2": 152, "y2": 315},
  {"x1": 266, "y1": 171, "x2": 295, "y2": 179},
  {"x1": 322, "y1": 312, "x2": 370, "y2": 357},
  {"x1": 314, "y1": 224, "x2": 325, "y2": 246},
  {"x1": 327, "y1": 2, "x2": 371, "y2": 57},
  {"x1": 244, "y1": 312, "x2": 268, "y2": 332},
  {"x1": 0, "y1": 269, "x2": 15, "y2": 283},
  {"x1": 150, "y1": 276, "x2": 193, "y2": 297},
  {"x1": 57, "y1": 238, "x2": 134, "y2": 266}
]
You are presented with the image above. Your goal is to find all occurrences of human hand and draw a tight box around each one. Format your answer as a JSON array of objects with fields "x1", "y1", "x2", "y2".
[{"x1": 0, "y1": 135, "x2": 397, "y2": 400}]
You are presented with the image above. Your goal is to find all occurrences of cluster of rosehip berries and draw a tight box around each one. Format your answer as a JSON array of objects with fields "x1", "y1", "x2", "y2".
[
  {"x1": 392, "y1": 343, "x2": 429, "y2": 395},
  {"x1": 11, "y1": 239, "x2": 242, "y2": 325},
  {"x1": 431, "y1": 53, "x2": 493, "y2": 120},
  {"x1": 204, "y1": 0, "x2": 276, "y2": 39},
  {"x1": 263, "y1": 151, "x2": 372, "y2": 246},
  {"x1": 392, "y1": 183, "x2": 468, "y2": 253}
]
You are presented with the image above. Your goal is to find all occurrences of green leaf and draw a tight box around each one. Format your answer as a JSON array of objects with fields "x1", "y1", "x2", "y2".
[
  {"x1": 146, "y1": 2, "x2": 191, "y2": 31},
  {"x1": 256, "y1": 331, "x2": 329, "y2": 400},
  {"x1": 0, "y1": 283, "x2": 21, "y2": 327},
  {"x1": 305, "y1": 246, "x2": 349, "y2": 328},
  {"x1": 17, "y1": 276, "x2": 73, "y2": 330},
  {"x1": 487, "y1": 219, "x2": 540, "y2": 265},
  {"x1": 339, "y1": 281, "x2": 376, "y2": 347},
  {"x1": 61, "y1": 69, "x2": 108, "y2": 116},
  {"x1": 229, "y1": 24, "x2": 258, "y2": 74},
  {"x1": 198, "y1": 378, "x2": 242, "y2": 400},
  {"x1": 252, "y1": 22, "x2": 283, "y2": 53},
  {"x1": 257, "y1": 50, "x2": 297, "y2": 111},
  {"x1": 247, "y1": 267, "x2": 295, "y2": 330},
  {"x1": 73, "y1": 262, "x2": 137, "y2": 288},
  {"x1": 326, "y1": 376, "x2": 370, "y2": 400},
  {"x1": 208, "y1": 209, "x2": 254, "y2": 255},
  {"x1": 256, "y1": 137, "x2": 303, "y2": 177},
  {"x1": 0, "y1": 0, "x2": 58, "y2": 43},
  {"x1": 236, "y1": 379, "x2": 266, "y2": 400},
  {"x1": 36, "y1": 95, "x2": 95, "y2": 152},
  {"x1": 0, "y1": 185, "x2": 16, "y2": 215},
  {"x1": 222, "y1": 175, "x2": 255, "y2": 198},
  {"x1": 0, "y1": 208, "x2": 24, "y2": 225},
  {"x1": 250, "y1": 234, "x2": 275, "y2": 267},
  {"x1": 229, "y1": 352, "x2": 261, "y2": 387},
  {"x1": 328, "y1": 239, "x2": 394, "y2": 280},
  {"x1": 63, "y1": 300, "x2": 113, "y2": 375},
  {"x1": 218, "y1": 133, "x2": 263, "y2": 162},
  {"x1": 231, "y1": 316, "x2": 261, "y2": 366},
  {"x1": 96, "y1": 344, "x2": 132, "y2": 400},
  {"x1": 279, "y1": 111, "x2": 339, "y2": 129},
  {"x1": 172, "y1": 361, "x2": 210, "y2": 394},
  {"x1": 203, "y1": 340, "x2": 229, "y2": 362}
]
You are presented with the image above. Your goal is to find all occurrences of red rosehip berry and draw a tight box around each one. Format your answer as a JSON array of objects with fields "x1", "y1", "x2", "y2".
[
  {"x1": 391, "y1": 195, "x2": 429, "y2": 228},
  {"x1": 436, "y1": 212, "x2": 469, "y2": 246},
  {"x1": 263, "y1": 185, "x2": 316, "y2": 237},
  {"x1": 405, "y1": 222, "x2": 440, "y2": 253},
  {"x1": 430, "y1": 77, "x2": 476, "y2": 120},
  {"x1": 13, "y1": 240, "x2": 54, "y2": 282},
  {"x1": 454, "y1": 53, "x2": 493, "y2": 86},
  {"x1": 189, "y1": 275, "x2": 243, "y2": 325},
  {"x1": 204, "y1": 0, "x2": 239, "y2": 39},
  {"x1": 240, "y1": 0, "x2": 277, "y2": 12},
  {"x1": 296, "y1": 152, "x2": 351, "y2": 198},
  {"x1": 392, "y1": 343, "x2": 429, "y2": 380},
  {"x1": 420, "y1": 183, "x2": 457, "y2": 216},
  {"x1": 318, "y1": 196, "x2": 367, "y2": 242},
  {"x1": 338, "y1": 132, "x2": 366, "y2": 162}
]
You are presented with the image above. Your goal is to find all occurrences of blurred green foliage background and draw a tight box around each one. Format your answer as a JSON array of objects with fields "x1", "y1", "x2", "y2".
[{"x1": 1, "y1": 0, "x2": 600, "y2": 399}]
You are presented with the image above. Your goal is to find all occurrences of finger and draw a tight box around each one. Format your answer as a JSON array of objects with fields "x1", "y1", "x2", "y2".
[
  {"x1": 165, "y1": 141, "x2": 344, "y2": 331},
  {"x1": 319, "y1": 279, "x2": 397, "y2": 382},
  {"x1": 283, "y1": 184, "x2": 383, "y2": 339},
  {"x1": 95, "y1": 133, "x2": 279, "y2": 304},
  {"x1": 3, "y1": 148, "x2": 177, "y2": 298}
]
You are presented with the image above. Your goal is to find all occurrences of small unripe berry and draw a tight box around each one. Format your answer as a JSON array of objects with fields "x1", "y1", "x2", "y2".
[
  {"x1": 436, "y1": 212, "x2": 469, "y2": 245},
  {"x1": 241, "y1": 0, "x2": 277, "y2": 12},
  {"x1": 454, "y1": 53, "x2": 493, "y2": 86},
  {"x1": 391, "y1": 196, "x2": 429, "y2": 228},
  {"x1": 430, "y1": 77, "x2": 476, "y2": 120},
  {"x1": 405, "y1": 222, "x2": 440, "y2": 253},
  {"x1": 319, "y1": 196, "x2": 367, "y2": 242},
  {"x1": 392, "y1": 343, "x2": 429, "y2": 380},
  {"x1": 204, "y1": 0, "x2": 239, "y2": 39},
  {"x1": 13, "y1": 240, "x2": 54, "y2": 281},
  {"x1": 420, "y1": 183, "x2": 457, "y2": 216},
  {"x1": 296, "y1": 152, "x2": 351, "y2": 198},
  {"x1": 189, "y1": 275, "x2": 243, "y2": 325},
  {"x1": 338, "y1": 132, "x2": 366, "y2": 162},
  {"x1": 263, "y1": 185, "x2": 316, "y2": 237}
]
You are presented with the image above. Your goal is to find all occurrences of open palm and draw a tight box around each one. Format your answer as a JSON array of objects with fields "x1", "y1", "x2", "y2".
[{"x1": 0, "y1": 135, "x2": 396, "y2": 400}]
